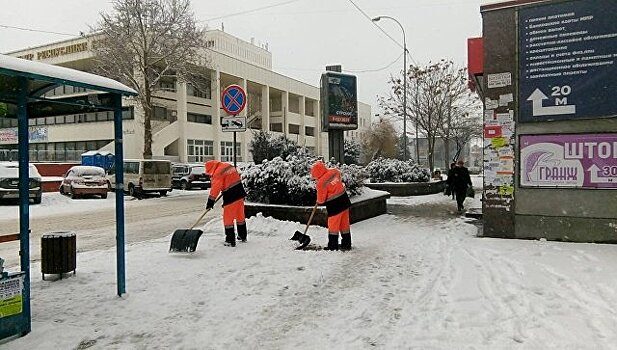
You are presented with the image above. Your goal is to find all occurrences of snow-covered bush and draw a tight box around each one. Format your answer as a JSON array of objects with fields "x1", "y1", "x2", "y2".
[
  {"x1": 241, "y1": 154, "x2": 367, "y2": 206},
  {"x1": 365, "y1": 157, "x2": 431, "y2": 183}
]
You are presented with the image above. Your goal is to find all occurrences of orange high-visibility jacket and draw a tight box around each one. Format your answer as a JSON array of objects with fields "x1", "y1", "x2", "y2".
[
  {"x1": 205, "y1": 160, "x2": 246, "y2": 206},
  {"x1": 311, "y1": 161, "x2": 351, "y2": 217}
]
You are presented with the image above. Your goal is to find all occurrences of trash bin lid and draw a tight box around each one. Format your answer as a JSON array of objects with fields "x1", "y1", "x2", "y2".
[{"x1": 42, "y1": 231, "x2": 76, "y2": 238}]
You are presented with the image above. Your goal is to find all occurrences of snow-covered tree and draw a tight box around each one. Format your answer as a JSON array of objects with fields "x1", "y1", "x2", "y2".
[
  {"x1": 344, "y1": 139, "x2": 360, "y2": 165},
  {"x1": 360, "y1": 118, "x2": 398, "y2": 161},
  {"x1": 249, "y1": 130, "x2": 301, "y2": 164},
  {"x1": 92, "y1": 0, "x2": 207, "y2": 159}
]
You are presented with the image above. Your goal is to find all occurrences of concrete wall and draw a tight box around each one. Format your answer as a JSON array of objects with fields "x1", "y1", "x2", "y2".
[{"x1": 481, "y1": 0, "x2": 617, "y2": 242}]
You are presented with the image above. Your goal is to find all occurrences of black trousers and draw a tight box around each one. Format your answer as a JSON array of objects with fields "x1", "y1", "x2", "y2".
[{"x1": 455, "y1": 188, "x2": 467, "y2": 210}]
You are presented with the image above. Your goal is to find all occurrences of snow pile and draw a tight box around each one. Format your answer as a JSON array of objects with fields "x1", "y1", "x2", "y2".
[{"x1": 365, "y1": 157, "x2": 431, "y2": 183}]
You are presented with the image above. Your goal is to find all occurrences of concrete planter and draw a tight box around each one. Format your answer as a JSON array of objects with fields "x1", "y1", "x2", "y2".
[
  {"x1": 245, "y1": 190, "x2": 390, "y2": 227},
  {"x1": 364, "y1": 180, "x2": 447, "y2": 196}
]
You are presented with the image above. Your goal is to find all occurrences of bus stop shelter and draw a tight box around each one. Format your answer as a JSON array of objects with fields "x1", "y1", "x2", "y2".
[{"x1": 0, "y1": 54, "x2": 137, "y2": 340}]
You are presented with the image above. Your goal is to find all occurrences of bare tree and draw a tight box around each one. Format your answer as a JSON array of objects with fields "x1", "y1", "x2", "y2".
[
  {"x1": 379, "y1": 60, "x2": 481, "y2": 172},
  {"x1": 360, "y1": 118, "x2": 399, "y2": 161},
  {"x1": 92, "y1": 0, "x2": 207, "y2": 159}
]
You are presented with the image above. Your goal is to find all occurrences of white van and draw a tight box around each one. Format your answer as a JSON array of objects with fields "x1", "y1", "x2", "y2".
[{"x1": 108, "y1": 159, "x2": 172, "y2": 198}]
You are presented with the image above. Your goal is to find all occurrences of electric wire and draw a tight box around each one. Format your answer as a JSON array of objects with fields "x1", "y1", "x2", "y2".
[
  {"x1": 345, "y1": 0, "x2": 418, "y2": 66},
  {"x1": 203, "y1": 0, "x2": 303, "y2": 22},
  {"x1": 0, "y1": 24, "x2": 75, "y2": 37}
]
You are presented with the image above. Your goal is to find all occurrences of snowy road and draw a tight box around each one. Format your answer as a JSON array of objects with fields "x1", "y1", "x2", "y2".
[
  {"x1": 4, "y1": 181, "x2": 617, "y2": 349},
  {"x1": 0, "y1": 190, "x2": 215, "y2": 268}
]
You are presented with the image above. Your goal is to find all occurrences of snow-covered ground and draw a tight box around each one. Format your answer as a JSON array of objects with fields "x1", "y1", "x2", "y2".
[{"x1": 3, "y1": 176, "x2": 617, "y2": 349}]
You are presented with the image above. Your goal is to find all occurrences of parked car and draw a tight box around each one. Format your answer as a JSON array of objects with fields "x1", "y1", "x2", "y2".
[
  {"x1": 108, "y1": 159, "x2": 172, "y2": 198},
  {"x1": 172, "y1": 163, "x2": 210, "y2": 190},
  {"x1": 60, "y1": 165, "x2": 109, "y2": 199},
  {"x1": 0, "y1": 162, "x2": 42, "y2": 204}
]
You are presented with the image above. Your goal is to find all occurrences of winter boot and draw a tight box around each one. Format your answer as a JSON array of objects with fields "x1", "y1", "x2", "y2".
[
  {"x1": 325, "y1": 234, "x2": 339, "y2": 251},
  {"x1": 224, "y1": 227, "x2": 236, "y2": 247},
  {"x1": 237, "y1": 222, "x2": 247, "y2": 242},
  {"x1": 340, "y1": 233, "x2": 352, "y2": 251}
]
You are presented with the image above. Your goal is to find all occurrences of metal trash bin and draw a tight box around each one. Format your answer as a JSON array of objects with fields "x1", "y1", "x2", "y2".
[{"x1": 41, "y1": 231, "x2": 76, "y2": 280}]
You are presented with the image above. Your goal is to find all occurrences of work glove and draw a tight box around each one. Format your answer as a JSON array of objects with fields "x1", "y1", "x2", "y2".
[{"x1": 205, "y1": 198, "x2": 215, "y2": 210}]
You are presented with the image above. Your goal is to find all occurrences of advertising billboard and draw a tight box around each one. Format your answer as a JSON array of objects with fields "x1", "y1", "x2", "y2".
[
  {"x1": 519, "y1": 0, "x2": 617, "y2": 122},
  {"x1": 520, "y1": 133, "x2": 617, "y2": 189},
  {"x1": 320, "y1": 72, "x2": 358, "y2": 130}
]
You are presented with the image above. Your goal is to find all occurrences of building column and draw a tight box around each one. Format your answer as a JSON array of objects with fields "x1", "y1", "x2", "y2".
[
  {"x1": 212, "y1": 69, "x2": 221, "y2": 161},
  {"x1": 299, "y1": 96, "x2": 306, "y2": 147},
  {"x1": 262, "y1": 85, "x2": 270, "y2": 132},
  {"x1": 282, "y1": 91, "x2": 289, "y2": 136},
  {"x1": 176, "y1": 79, "x2": 188, "y2": 162}
]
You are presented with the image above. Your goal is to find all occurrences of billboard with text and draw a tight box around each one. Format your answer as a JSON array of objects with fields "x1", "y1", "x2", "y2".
[{"x1": 320, "y1": 72, "x2": 358, "y2": 130}]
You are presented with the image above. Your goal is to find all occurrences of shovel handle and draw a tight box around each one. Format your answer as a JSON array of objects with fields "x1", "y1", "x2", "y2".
[
  {"x1": 189, "y1": 194, "x2": 222, "y2": 230},
  {"x1": 189, "y1": 208, "x2": 211, "y2": 230},
  {"x1": 303, "y1": 203, "x2": 319, "y2": 235}
]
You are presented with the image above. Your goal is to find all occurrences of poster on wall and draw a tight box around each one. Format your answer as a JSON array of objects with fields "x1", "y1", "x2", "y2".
[
  {"x1": 0, "y1": 127, "x2": 48, "y2": 145},
  {"x1": 520, "y1": 133, "x2": 617, "y2": 188},
  {"x1": 519, "y1": 0, "x2": 617, "y2": 122}
]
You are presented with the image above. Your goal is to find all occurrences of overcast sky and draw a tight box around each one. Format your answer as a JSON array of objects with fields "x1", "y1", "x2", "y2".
[{"x1": 0, "y1": 0, "x2": 483, "y2": 116}]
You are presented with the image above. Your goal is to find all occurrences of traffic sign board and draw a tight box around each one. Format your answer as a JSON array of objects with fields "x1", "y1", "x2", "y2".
[
  {"x1": 221, "y1": 85, "x2": 246, "y2": 116},
  {"x1": 221, "y1": 116, "x2": 247, "y2": 132}
]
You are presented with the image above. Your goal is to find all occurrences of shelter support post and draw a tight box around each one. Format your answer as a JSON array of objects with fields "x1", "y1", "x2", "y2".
[
  {"x1": 17, "y1": 76, "x2": 31, "y2": 334},
  {"x1": 113, "y1": 95, "x2": 126, "y2": 296}
]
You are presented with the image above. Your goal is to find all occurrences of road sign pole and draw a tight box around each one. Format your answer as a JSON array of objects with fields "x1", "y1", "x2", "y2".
[{"x1": 233, "y1": 131, "x2": 237, "y2": 168}]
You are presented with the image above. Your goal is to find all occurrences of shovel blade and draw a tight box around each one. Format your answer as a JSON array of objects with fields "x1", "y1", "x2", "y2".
[
  {"x1": 170, "y1": 229, "x2": 203, "y2": 253},
  {"x1": 290, "y1": 230, "x2": 311, "y2": 250}
]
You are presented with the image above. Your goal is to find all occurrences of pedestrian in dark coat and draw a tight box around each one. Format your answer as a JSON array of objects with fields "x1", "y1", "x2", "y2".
[{"x1": 449, "y1": 160, "x2": 472, "y2": 212}]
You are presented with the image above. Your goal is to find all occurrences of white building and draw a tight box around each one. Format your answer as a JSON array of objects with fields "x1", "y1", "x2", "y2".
[{"x1": 1, "y1": 30, "x2": 371, "y2": 163}]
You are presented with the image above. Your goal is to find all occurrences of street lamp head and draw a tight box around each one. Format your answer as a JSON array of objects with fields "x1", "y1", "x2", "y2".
[{"x1": 371, "y1": 16, "x2": 381, "y2": 22}]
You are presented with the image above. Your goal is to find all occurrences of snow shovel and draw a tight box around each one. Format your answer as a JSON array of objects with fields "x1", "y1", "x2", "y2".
[
  {"x1": 169, "y1": 196, "x2": 220, "y2": 253},
  {"x1": 290, "y1": 203, "x2": 317, "y2": 250}
]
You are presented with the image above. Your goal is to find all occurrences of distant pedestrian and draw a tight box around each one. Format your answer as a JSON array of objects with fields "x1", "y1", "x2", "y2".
[
  {"x1": 446, "y1": 162, "x2": 456, "y2": 199},
  {"x1": 448, "y1": 160, "x2": 472, "y2": 212},
  {"x1": 311, "y1": 161, "x2": 352, "y2": 251},
  {"x1": 205, "y1": 160, "x2": 247, "y2": 247}
]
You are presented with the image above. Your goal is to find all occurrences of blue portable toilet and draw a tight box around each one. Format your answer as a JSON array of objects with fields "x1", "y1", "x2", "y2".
[
  {"x1": 103, "y1": 152, "x2": 115, "y2": 171},
  {"x1": 81, "y1": 151, "x2": 97, "y2": 166},
  {"x1": 93, "y1": 153, "x2": 104, "y2": 169}
]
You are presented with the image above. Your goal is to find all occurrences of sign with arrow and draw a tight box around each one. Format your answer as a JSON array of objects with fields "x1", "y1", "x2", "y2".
[
  {"x1": 520, "y1": 133, "x2": 617, "y2": 189},
  {"x1": 518, "y1": 0, "x2": 617, "y2": 122}
]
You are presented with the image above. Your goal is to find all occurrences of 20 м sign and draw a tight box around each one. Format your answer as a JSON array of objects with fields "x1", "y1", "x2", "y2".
[
  {"x1": 518, "y1": 0, "x2": 617, "y2": 122},
  {"x1": 520, "y1": 134, "x2": 617, "y2": 188}
]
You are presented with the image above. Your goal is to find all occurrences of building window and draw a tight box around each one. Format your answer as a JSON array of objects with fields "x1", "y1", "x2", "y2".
[
  {"x1": 187, "y1": 81, "x2": 211, "y2": 99},
  {"x1": 156, "y1": 79, "x2": 176, "y2": 92},
  {"x1": 305, "y1": 100, "x2": 315, "y2": 116},
  {"x1": 153, "y1": 106, "x2": 167, "y2": 120},
  {"x1": 220, "y1": 141, "x2": 242, "y2": 162},
  {"x1": 187, "y1": 112, "x2": 212, "y2": 124},
  {"x1": 305, "y1": 126, "x2": 315, "y2": 137},
  {"x1": 288, "y1": 124, "x2": 300, "y2": 135},
  {"x1": 187, "y1": 139, "x2": 214, "y2": 163},
  {"x1": 270, "y1": 123, "x2": 282, "y2": 132}
]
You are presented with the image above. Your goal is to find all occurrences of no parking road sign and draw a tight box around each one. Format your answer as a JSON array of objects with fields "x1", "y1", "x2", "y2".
[{"x1": 221, "y1": 85, "x2": 246, "y2": 116}]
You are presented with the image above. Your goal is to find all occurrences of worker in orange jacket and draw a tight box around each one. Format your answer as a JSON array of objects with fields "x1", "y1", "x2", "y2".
[
  {"x1": 311, "y1": 161, "x2": 352, "y2": 251},
  {"x1": 205, "y1": 160, "x2": 247, "y2": 247}
]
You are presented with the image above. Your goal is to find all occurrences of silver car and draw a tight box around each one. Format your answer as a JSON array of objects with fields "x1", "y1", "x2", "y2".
[{"x1": 0, "y1": 162, "x2": 42, "y2": 204}]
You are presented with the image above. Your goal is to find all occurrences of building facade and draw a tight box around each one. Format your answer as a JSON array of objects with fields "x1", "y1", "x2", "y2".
[{"x1": 1, "y1": 30, "x2": 371, "y2": 163}]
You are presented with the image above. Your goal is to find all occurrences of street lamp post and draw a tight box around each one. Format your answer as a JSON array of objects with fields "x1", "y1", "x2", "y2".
[{"x1": 372, "y1": 15, "x2": 408, "y2": 161}]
